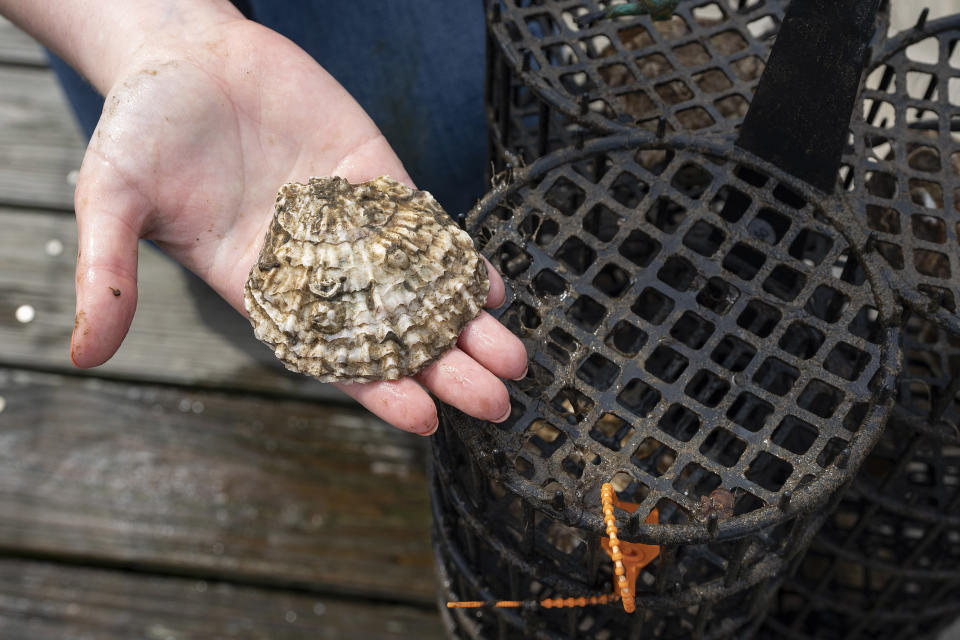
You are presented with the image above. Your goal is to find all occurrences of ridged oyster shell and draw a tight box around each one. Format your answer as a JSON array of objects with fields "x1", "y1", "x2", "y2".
[{"x1": 244, "y1": 176, "x2": 490, "y2": 383}]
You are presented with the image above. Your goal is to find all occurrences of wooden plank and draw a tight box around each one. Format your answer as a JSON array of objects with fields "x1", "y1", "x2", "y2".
[
  {"x1": 0, "y1": 18, "x2": 46, "y2": 67},
  {"x1": 0, "y1": 207, "x2": 344, "y2": 401},
  {"x1": 0, "y1": 559, "x2": 444, "y2": 639},
  {"x1": 0, "y1": 66, "x2": 84, "y2": 210},
  {"x1": 0, "y1": 368, "x2": 434, "y2": 602}
]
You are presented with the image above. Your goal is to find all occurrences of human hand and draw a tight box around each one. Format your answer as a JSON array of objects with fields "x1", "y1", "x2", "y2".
[{"x1": 65, "y1": 10, "x2": 526, "y2": 434}]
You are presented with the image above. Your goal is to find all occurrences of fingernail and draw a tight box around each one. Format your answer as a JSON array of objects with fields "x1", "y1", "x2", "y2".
[
  {"x1": 492, "y1": 405, "x2": 513, "y2": 423},
  {"x1": 511, "y1": 365, "x2": 529, "y2": 381},
  {"x1": 420, "y1": 416, "x2": 439, "y2": 436}
]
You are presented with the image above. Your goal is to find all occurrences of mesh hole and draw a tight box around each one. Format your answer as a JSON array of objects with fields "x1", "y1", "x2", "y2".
[
  {"x1": 746, "y1": 452, "x2": 793, "y2": 492},
  {"x1": 562, "y1": 452, "x2": 586, "y2": 479},
  {"x1": 693, "y1": 68, "x2": 732, "y2": 94},
  {"x1": 699, "y1": 429, "x2": 746, "y2": 467},
  {"x1": 772, "y1": 416, "x2": 819, "y2": 455},
  {"x1": 515, "y1": 361, "x2": 555, "y2": 398},
  {"x1": 844, "y1": 403, "x2": 868, "y2": 433},
  {"x1": 865, "y1": 204, "x2": 900, "y2": 233},
  {"x1": 911, "y1": 214, "x2": 946, "y2": 243},
  {"x1": 805, "y1": 285, "x2": 849, "y2": 323},
  {"x1": 748, "y1": 208, "x2": 791, "y2": 245},
  {"x1": 685, "y1": 369, "x2": 730, "y2": 407},
  {"x1": 520, "y1": 214, "x2": 560, "y2": 246},
  {"x1": 670, "y1": 311, "x2": 715, "y2": 349},
  {"x1": 763, "y1": 265, "x2": 807, "y2": 302},
  {"x1": 723, "y1": 242, "x2": 766, "y2": 280},
  {"x1": 619, "y1": 229, "x2": 661, "y2": 267},
  {"x1": 727, "y1": 392, "x2": 774, "y2": 432},
  {"x1": 547, "y1": 327, "x2": 579, "y2": 365},
  {"x1": 577, "y1": 353, "x2": 621, "y2": 391},
  {"x1": 673, "y1": 42, "x2": 710, "y2": 65},
  {"x1": 525, "y1": 419, "x2": 567, "y2": 458},
  {"x1": 618, "y1": 379, "x2": 662, "y2": 418},
  {"x1": 556, "y1": 236, "x2": 597, "y2": 274},
  {"x1": 605, "y1": 321, "x2": 647, "y2": 356},
  {"x1": 914, "y1": 249, "x2": 951, "y2": 279},
  {"x1": 635, "y1": 53, "x2": 673, "y2": 78},
  {"x1": 716, "y1": 95, "x2": 749, "y2": 118},
  {"x1": 515, "y1": 456, "x2": 535, "y2": 479},
  {"x1": 737, "y1": 299, "x2": 781, "y2": 337},
  {"x1": 731, "y1": 55, "x2": 765, "y2": 81},
  {"x1": 697, "y1": 277, "x2": 740, "y2": 315},
  {"x1": 683, "y1": 220, "x2": 726, "y2": 257},
  {"x1": 658, "y1": 255, "x2": 699, "y2": 291},
  {"x1": 778, "y1": 321, "x2": 825, "y2": 360},
  {"x1": 655, "y1": 79, "x2": 694, "y2": 105},
  {"x1": 583, "y1": 204, "x2": 621, "y2": 241},
  {"x1": 502, "y1": 300, "x2": 542, "y2": 333},
  {"x1": 545, "y1": 176, "x2": 586, "y2": 215},
  {"x1": 533, "y1": 269, "x2": 568, "y2": 298},
  {"x1": 676, "y1": 107, "x2": 716, "y2": 130},
  {"x1": 632, "y1": 438, "x2": 677, "y2": 478},
  {"x1": 798, "y1": 380, "x2": 844, "y2": 418},
  {"x1": 817, "y1": 437, "x2": 849, "y2": 468},
  {"x1": 849, "y1": 305, "x2": 882, "y2": 344},
  {"x1": 567, "y1": 295, "x2": 606, "y2": 332},
  {"x1": 551, "y1": 387, "x2": 594, "y2": 423},
  {"x1": 593, "y1": 263, "x2": 631, "y2": 298},
  {"x1": 589, "y1": 413, "x2": 634, "y2": 452},
  {"x1": 497, "y1": 241, "x2": 533, "y2": 277},
  {"x1": 824, "y1": 342, "x2": 872, "y2": 381},
  {"x1": 611, "y1": 172, "x2": 650, "y2": 207},
  {"x1": 599, "y1": 63, "x2": 632, "y2": 88},
  {"x1": 875, "y1": 240, "x2": 904, "y2": 269},
  {"x1": 646, "y1": 197, "x2": 687, "y2": 233},
  {"x1": 788, "y1": 229, "x2": 834, "y2": 266},
  {"x1": 710, "y1": 335, "x2": 756, "y2": 372},
  {"x1": 658, "y1": 404, "x2": 700, "y2": 442},
  {"x1": 671, "y1": 163, "x2": 713, "y2": 199},
  {"x1": 754, "y1": 357, "x2": 800, "y2": 396},
  {"x1": 632, "y1": 287, "x2": 675, "y2": 325},
  {"x1": 635, "y1": 148, "x2": 675, "y2": 174},
  {"x1": 673, "y1": 463, "x2": 722, "y2": 499},
  {"x1": 710, "y1": 30, "x2": 747, "y2": 54},
  {"x1": 645, "y1": 345, "x2": 690, "y2": 383},
  {"x1": 865, "y1": 171, "x2": 897, "y2": 199}
]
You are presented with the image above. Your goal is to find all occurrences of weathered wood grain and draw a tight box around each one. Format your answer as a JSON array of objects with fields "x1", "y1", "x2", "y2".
[
  {"x1": 0, "y1": 368, "x2": 434, "y2": 602},
  {"x1": 0, "y1": 18, "x2": 46, "y2": 67},
  {"x1": 0, "y1": 207, "x2": 344, "y2": 401},
  {"x1": 0, "y1": 559, "x2": 444, "y2": 639},
  {"x1": 0, "y1": 66, "x2": 84, "y2": 210}
]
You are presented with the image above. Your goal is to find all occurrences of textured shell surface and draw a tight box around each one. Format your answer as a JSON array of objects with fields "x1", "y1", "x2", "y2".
[{"x1": 244, "y1": 176, "x2": 490, "y2": 383}]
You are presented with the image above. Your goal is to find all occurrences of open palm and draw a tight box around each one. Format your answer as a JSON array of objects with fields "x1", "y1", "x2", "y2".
[{"x1": 71, "y1": 18, "x2": 526, "y2": 434}]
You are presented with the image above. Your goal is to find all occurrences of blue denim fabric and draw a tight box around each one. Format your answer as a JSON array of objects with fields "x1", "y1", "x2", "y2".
[{"x1": 47, "y1": 1, "x2": 487, "y2": 217}]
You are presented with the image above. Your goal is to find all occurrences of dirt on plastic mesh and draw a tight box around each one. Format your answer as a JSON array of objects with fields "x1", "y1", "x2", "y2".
[
  {"x1": 841, "y1": 14, "x2": 960, "y2": 333},
  {"x1": 484, "y1": 0, "x2": 788, "y2": 167},
  {"x1": 762, "y1": 312, "x2": 960, "y2": 640},
  {"x1": 457, "y1": 134, "x2": 896, "y2": 542}
]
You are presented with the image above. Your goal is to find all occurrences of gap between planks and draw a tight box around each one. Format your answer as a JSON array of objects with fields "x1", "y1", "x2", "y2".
[{"x1": 0, "y1": 367, "x2": 436, "y2": 604}]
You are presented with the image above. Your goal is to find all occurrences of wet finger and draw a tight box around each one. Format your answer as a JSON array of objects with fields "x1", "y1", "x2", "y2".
[
  {"x1": 483, "y1": 256, "x2": 506, "y2": 308},
  {"x1": 457, "y1": 311, "x2": 528, "y2": 380},
  {"x1": 335, "y1": 377, "x2": 439, "y2": 435},
  {"x1": 416, "y1": 347, "x2": 511, "y2": 423}
]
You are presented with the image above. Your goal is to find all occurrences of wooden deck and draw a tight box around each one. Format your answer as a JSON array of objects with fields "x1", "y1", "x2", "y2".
[{"x1": 0, "y1": 19, "x2": 443, "y2": 639}]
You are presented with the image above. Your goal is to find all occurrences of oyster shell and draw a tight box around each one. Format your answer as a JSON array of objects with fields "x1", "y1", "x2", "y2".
[{"x1": 244, "y1": 176, "x2": 490, "y2": 383}]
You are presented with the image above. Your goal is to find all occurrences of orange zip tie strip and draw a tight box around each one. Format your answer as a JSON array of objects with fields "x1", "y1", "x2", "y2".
[{"x1": 447, "y1": 481, "x2": 660, "y2": 614}]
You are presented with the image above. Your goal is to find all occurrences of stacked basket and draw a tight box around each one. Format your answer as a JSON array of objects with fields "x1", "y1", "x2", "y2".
[
  {"x1": 431, "y1": 2, "x2": 908, "y2": 639},
  {"x1": 762, "y1": 14, "x2": 960, "y2": 640}
]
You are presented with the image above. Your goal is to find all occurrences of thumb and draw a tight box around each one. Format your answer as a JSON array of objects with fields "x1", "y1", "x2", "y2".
[{"x1": 71, "y1": 176, "x2": 142, "y2": 368}]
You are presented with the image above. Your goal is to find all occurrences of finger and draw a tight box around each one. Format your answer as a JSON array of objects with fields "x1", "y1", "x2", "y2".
[
  {"x1": 71, "y1": 186, "x2": 142, "y2": 368},
  {"x1": 335, "y1": 377, "x2": 438, "y2": 436},
  {"x1": 457, "y1": 311, "x2": 528, "y2": 380},
  {"x1": 483, "y1": 256, "x2": 506, "y2": 308},
  {"x1": 416, "y1": 347, "x2": 512, "y2": 423}
]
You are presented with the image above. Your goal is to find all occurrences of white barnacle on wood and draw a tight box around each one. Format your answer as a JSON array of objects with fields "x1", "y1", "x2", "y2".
[{"x1": 244, "y1": 176, "x2": 489, "y2": 383}]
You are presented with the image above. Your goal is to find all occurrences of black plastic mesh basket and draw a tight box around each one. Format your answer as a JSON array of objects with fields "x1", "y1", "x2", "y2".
[
  {"x1": 842, "y1": 13, "x2": 960, "y2": 333},
  {"x1": 484, "y1": 0, "x2": 788, "y2": 170},
  {"x1": 431, "y1": 131, "x2": 899, "y2": 639},
  {"x1": 762, "y1": 313, "x2": 960, "y2": 640}
]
